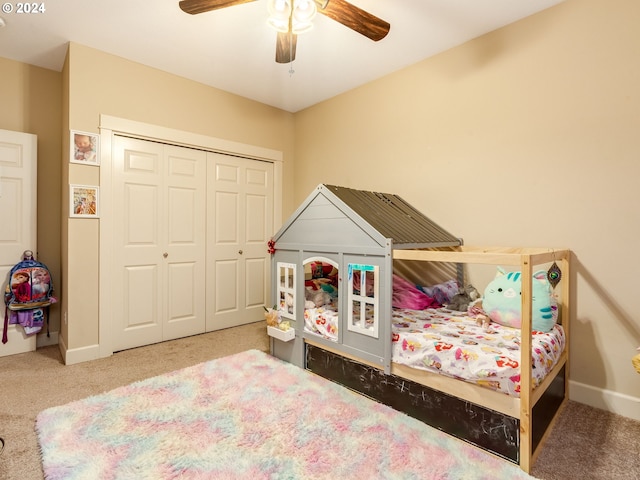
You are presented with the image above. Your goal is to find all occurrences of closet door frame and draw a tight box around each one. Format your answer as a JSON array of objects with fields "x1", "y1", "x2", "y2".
[{"x1": 98, "y1": 115, "x2": 283, "y2": 358}]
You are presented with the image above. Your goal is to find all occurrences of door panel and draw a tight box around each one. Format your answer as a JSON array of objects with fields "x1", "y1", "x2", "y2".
[
  {"x1": 125, "y1": 184, "x2": 158, "y2": 244},
  {"x1": 246, "y1": 258, "x2": 267, "y2": 307},
  {"x1": 163, "y1": 146, "x2": 206, "y2": 340},
  {"x1": 244, "y1": 169, "x2": 272, "y2": 315},
  {"x1": 124, "y1": 265, "x2": 159, "y2": 329},
  {"x1": 215, "y1": 259, "x2": 238, "y2": 312},
  {"x1": 164, "y1": 260, "x2": 200, "y2": 340},
  {"x1": 113, "y1": 137, "x2": 205, "y2": 351},
  {"x1": 0, "y1": 129, "x2": 37, "y2": 355},
  {"x1": 114, "y1": 138, "x2": 164, "y2": 350},
  {"x1": 207, "y1": 153, "x2": 273, "y2": 331},
  {"x1": 215, "y1": 191, "x2": 239, "y2": 244},
  {"x1": 246, "y1": 194, "x2": 266, "y2": 242}
]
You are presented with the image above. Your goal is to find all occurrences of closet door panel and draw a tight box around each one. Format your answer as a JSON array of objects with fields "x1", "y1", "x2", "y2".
[
  {"x1": 245, "y1": 257, "x2": 267, "y2": 308},
  {"x1": 243, "y1": 187, "x2": 269, "y2": 312},
  {"x1": 124, "y1": 184, "x2": 158, "y2": 245},
  {"x1": 113, "y1": 138, "x2": 164, "y2": 350},
  {"x1": 165, "y1": 146, "x2": 206, "y2": 340},
  {"x1": 124, "y1": 265, "x2": 159, "y2": 329},
  {"x1": 214, "y1": 259, "x2": 239, "y2": 312},
  {"x1": 207, "y1": 153, "x2": 273, "y2": 331},
  {"x1": 163, "y1": 260, "x2": 200, "y2": 340},
  {"x1": 214, "y1": 190, "x2": 239, "y2": 244},
  {"x1": 163, "y1": 146, "x2": 205, "y2": 340},
  {"x1": 211, "y1": 186, "x2": 241, "y2": 320},
  {"x1": 113, "y1": 138, "x2": 205, "y2": 350}
]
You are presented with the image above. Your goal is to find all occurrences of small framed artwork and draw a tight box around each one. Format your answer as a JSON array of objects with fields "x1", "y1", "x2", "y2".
[
  {"x1": 70, "y1": 130, "x2": 100, "y2": 166},
  {"x1": 70, "y1": 184, "x2": 99, "y2": 218}
]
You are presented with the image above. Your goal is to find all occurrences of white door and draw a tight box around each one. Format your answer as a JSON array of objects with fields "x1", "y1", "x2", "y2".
[
  {"x1": 112, "y1": 136, "x2": 206, "y2": 351},
  {"x1": 207, "y1": 152, "x2": 273, "y2": 331},
  {"x1": 0, "y1": 129, "x2": 37, "y2": 356}
]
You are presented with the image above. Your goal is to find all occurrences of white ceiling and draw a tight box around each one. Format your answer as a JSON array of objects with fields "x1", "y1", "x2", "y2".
[{"x1": 0, "y1": 0, "x2": 564, "y2": 112}]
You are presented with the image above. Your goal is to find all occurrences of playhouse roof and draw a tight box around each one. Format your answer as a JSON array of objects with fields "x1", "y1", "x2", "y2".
[
  {"x1": 275, "y1": 184, "x2": 461, "y2": 249},
  {"x1": 324, "y1": 184, "x2": 461, "y2": 248}
]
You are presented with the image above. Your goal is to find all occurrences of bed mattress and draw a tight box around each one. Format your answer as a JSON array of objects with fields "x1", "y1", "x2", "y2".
[
  {"x1": 303, "y1": 305, "x2": 565, "y2": 397},
  {"x1": 391, "y1": 308, "x2": 565, "y2": 397}
]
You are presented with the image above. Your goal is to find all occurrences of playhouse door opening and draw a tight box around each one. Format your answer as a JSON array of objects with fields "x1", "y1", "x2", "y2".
[{"x1": 303, "y1": 258, "x2": 339, "y2": 341}]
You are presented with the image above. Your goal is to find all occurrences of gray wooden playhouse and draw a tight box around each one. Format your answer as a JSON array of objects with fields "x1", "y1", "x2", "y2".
[{"x1": 269, "y1": 184, "x2": 462, "y2": 372}]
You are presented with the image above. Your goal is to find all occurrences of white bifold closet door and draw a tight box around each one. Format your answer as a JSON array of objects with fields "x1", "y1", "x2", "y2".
[
  {"x1": 112, "y1": 136, "x2": 206, "y2": 351},
  {"x1": 206, "y1": 152, "x2": 273, "y2": 331}
]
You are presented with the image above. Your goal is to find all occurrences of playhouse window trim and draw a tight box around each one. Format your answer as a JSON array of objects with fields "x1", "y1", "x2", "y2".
[
  {"x1": 347, "y1": 263, "x2": 379, "y2": 338},
  {"x1": 277, "y1": 262, "x2": 296, "y2": 320}
]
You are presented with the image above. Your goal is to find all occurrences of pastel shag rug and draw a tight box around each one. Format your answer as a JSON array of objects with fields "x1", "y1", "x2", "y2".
[{"x1": 36, "y1": 349, "x2": 537, "y2": 480}]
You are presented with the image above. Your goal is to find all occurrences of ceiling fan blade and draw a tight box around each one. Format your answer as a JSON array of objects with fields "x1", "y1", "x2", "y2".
[
  {"x1": 316, "y1": 0, "x2": 390, "y2": 41},
  {"x1": 179, "y1": 0, "x2": 256, "y2": 15},
  {"x1": 276, "y1": 32, "x2": 297, "y2": 63}
]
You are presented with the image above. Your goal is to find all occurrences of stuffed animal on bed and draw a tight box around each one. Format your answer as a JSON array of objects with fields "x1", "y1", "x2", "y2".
[
  {"x1": 446, "y1": 285, "x2": 481, "y2": 312},
  {"x1": 305, "y1": 287, "x2": 331, "y2": 308},
  {"x1": 481, "y1": 267, "x2": 558, "y2": 332}
]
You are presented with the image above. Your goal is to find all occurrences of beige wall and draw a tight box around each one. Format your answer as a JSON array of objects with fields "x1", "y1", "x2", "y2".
[
  {"x1": 0, "y1": 57, "x2": 62, "y2": 339},
  {"x1": 294, "y1": 0, "x2": 640, "y2": 414},
  {"x1": 63, "y1": 43, "x2": 296, "y2": 351}
]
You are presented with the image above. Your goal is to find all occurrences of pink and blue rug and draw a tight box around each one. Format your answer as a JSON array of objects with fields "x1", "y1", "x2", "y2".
[{"x1": 36, "y1": 349, "x2": 537, "y2": 479}]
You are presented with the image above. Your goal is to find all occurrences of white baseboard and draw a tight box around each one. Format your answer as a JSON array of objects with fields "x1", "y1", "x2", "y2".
[
  {"x1": 62, "y1": 341, "x2": 102, "y2": 365},
  {"x1": 0, "y1": 325, "x2": 36, "y2": 356},
  {"x1": 570, "y1": 380, "x2": 640, "y2": 422},
  {"x1": 48, "y1": 333, "x2": 106, "y2": 365}
]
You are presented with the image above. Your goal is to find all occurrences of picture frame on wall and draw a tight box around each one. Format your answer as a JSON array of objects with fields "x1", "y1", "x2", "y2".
[
  {"x1": 69, "y1": 184, "x2": 99, "y2": 218},
  {"x1": 70, "y1": 130, "x2": 100, "y2": 166}
]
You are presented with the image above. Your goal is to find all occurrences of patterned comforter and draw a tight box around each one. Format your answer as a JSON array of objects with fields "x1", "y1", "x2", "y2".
[
  {"x1": 304, "y1": 303, "x2": 340, "y2": 341},
  {"x1": 391, "y1": 308, "x2": 565, "y2": 397},
  {"x1": 304, "y1": 304, "x2": 565, "y2": 397}
]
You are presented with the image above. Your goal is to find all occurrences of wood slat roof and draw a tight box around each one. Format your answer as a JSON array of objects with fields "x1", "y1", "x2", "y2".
[{"x1": 323, "y1": 184, "x2": 461, "y2": 248}]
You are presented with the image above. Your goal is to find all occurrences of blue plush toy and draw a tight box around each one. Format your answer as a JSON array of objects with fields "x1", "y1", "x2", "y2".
[{"x1": 482, "y1": 267, "x2": 558, "y2": 332}]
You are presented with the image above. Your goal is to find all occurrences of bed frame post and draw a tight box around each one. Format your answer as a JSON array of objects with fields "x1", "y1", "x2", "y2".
[
  {"x1": 519, "y1": 255, "x2": 533, "y2": 473},
  {"x1": 560, "y1": 253, "x2": 571, "y2": 401}
]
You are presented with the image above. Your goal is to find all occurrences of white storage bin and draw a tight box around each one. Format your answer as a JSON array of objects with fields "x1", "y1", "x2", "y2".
[{"x1": 267, "y1": 325, "x2": 295, "y2": 342}]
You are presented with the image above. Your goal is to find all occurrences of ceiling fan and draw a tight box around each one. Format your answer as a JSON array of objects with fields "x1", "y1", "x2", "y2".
[{"x1": 178, "y1": 0, "x2": 390, "y2": 63}]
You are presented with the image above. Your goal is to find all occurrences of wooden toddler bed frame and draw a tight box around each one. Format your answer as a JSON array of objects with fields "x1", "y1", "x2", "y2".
[
  {"x1": 268, "y1": 184, "x2": 570, "y2": 473},
  {"x1": 275, "y1": 246, "x2": 571, "y2": 474}
]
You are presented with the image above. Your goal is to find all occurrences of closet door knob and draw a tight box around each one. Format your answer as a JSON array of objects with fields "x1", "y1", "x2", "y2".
[
  {"x1": 238, "y1": 250, "x2": 243, "y2": 255},
  {"x1": 163, "y1": 252, "x2": 168, "y2": 258}
]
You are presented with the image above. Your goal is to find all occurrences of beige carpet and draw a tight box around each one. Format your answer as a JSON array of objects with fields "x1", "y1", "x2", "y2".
[{"x1": 1, "y1": 321, "x2": 638, "y2": 479}]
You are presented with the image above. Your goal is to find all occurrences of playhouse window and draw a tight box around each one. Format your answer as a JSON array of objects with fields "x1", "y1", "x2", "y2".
[
  {"x1": 304, "y1": 259, "x2": 339, "y2": 299},
  {"x1": 347, "y1": 263, "x2": 379, "y2": 338},
  {"x1": 277, "y1": 262, "x2": 296, "y2": 320}
]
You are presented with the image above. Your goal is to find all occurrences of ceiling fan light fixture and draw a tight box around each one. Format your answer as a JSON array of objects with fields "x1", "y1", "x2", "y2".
[
  {"x1": 267, "y1": 0, "x2": 292, "y2": 32},
  {"x1": 292, "y1": 0, "x2": 317, "y2": 24},
  {"x1": 268, "y1": 0, "x2": 317, "y2": 34}
]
